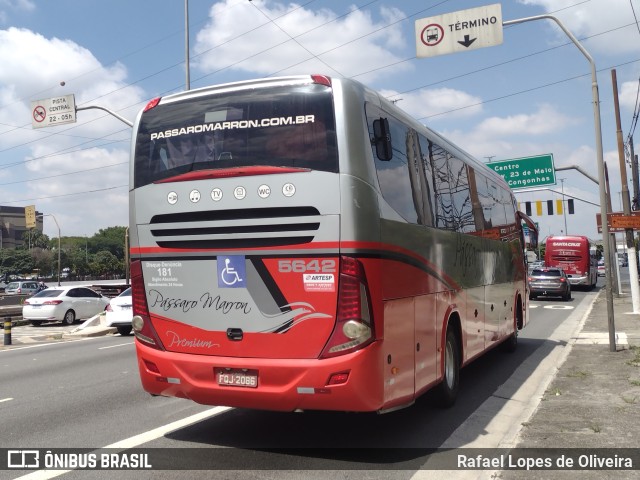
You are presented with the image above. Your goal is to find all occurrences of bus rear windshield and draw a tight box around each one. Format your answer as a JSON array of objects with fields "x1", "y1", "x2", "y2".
[{"x1": 134, "y1": 84, "x2": 339, "y2": 188}]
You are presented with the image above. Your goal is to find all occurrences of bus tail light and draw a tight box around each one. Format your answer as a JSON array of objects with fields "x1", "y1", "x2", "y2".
[
  {"x1": 320, "y1": 256, "x2": 374, "y2": 359},
  {"x1": 311, "y1": 74, "x2": 332, "y2": 87},
  {"x1": 131, "y1": 259, "x2": 165, "y2": 351},
  {"x1": 143, "y1": 97, "x2": 161, "y2": 112}
]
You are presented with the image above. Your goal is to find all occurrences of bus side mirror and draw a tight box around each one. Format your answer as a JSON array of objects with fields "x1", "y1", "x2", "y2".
[
  {"x1": 372, "y1": 118, "x2": 392, "y2": 161},
  {"x1": 529, "y1": 229, "x2": 538, "y2": 250}
]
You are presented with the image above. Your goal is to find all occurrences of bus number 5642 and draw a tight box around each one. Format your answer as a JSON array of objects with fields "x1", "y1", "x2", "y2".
[{"x1": 278, "y1": 259, "x2": 336, "y2": 273}]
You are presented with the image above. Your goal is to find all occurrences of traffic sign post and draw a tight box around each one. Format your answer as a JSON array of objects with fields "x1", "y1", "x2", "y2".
[
  {"x1": 30, "y1": 94, "x2": 76, "y2": 129},
  {"x1": 596, "y1": 212, "x2": 640, "y2": 233},
  {"x1": 485, "y1": 154, "x2": 556, "y2": 190},
  {"x1": 24, "y1": 205, "x2": 36, "y2": 229},
  {"x1": 414, "y1": 5, "x2": 615, "y2": 347},
  {"x1": 415, "y1": 3, "x2": 503, "y2": 58}
]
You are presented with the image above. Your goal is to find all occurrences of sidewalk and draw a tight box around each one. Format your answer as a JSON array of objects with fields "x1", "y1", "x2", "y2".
[{"x1": 498, "y1": 278, "x2": 640, "y2": 479}]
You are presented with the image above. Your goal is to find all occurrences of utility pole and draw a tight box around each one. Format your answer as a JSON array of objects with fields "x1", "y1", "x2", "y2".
[
  {"x1": 185, "y1": 0, "x2": 190, "y2": 91},
  {"x1": 605, "y1": 163, "x2": 621, "y2": 295},
  {"x1": 631, "y1": 141, "x2": 639, "y2": 273},
  {"x1": 613, "y1": 69, "x2": 640, "y2": 311},
  {"x1": 631, "y1": 141, "x2": 639, "y2": 209}
]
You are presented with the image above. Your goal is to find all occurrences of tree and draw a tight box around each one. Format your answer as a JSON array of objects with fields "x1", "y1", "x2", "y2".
[
  {"x1": 67, "y1": 246, "x2": 91, "y2": 278},
  {"x1": 0, "y1": 249, "x2": 34, "y2": 277},
  {"x1": 90, "y1": 227, "x2": 127, "y2": 258},
  {"x1": 30, "y1": 247, "x2": 54, "y2": 278},
  {"x1": 21, "y1": 230, "x2": 50, "y2": 249},
  {"x1": 90, "y1": 251, "x2": 122, "y2": 278}
]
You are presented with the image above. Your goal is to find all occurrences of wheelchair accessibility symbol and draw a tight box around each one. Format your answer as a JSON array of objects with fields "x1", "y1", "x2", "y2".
[{"x1": 217, "y1": 255, "x2": 246, "y2": 288}]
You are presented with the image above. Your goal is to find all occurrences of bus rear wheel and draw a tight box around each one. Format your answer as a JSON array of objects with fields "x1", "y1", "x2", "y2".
[{"x1": 437, "y1": 327, "x2": 460, "y2": 408}]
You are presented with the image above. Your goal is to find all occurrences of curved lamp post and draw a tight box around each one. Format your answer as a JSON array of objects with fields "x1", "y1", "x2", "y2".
[{"x1": 36, "y1": 214, "x2": 61, "y2": 286}]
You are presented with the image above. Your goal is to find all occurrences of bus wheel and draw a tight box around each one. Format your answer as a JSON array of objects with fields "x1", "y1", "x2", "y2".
[
  {"x1": 503, "y1": 301, "x2": 521, "y2": 353},
  {"x1": 437, "y1": 327, "x2": 460, "y2": 408}
]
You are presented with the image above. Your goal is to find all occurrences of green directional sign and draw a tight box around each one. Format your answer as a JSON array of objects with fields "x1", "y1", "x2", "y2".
[{"x1": 485, "y1": 154, "x2": 556, "y2": 190}]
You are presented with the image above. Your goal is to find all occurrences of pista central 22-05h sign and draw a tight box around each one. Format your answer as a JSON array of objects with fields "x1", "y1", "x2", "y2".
[{"x1": 485, "y1": 154, "x2": 556, "y2": 190}]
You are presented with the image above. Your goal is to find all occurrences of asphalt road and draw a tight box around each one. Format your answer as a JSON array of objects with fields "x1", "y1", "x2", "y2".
[{"x1": 0, "y1": 283, "x2": 602, "y2": 480}]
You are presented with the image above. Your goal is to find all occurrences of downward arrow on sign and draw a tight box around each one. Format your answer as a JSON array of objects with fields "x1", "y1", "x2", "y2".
[{"x1": 458, "y1": 35, "x2": 477, "y2": 48}]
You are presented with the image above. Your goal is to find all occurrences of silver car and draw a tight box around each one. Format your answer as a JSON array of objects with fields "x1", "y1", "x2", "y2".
[{"x1": 4, "y1": 280, "x2": 39, "y2": 295}]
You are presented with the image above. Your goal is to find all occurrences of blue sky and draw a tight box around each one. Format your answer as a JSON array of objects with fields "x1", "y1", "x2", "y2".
[{"x1": 0, "y1": 0, "x2": 639, "y2": 244}]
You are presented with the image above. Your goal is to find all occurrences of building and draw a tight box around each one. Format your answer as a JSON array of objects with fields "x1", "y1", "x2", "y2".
[{"x1": 0, "y1": 206, "x2": 44, "y2": 249}]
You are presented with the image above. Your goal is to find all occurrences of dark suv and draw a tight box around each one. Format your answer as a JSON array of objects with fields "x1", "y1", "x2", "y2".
[{"x1": 528, "y1": 267, "x2": 571, "y2": 301}]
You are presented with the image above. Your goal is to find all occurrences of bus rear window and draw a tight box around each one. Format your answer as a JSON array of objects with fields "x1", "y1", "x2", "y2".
[{"x1": 134, "y1": 84, "x2": 338, "y2": 188}]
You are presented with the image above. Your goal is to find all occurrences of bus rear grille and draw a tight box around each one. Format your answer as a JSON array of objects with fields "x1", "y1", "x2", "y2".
[{"x1": 148, "y1": 206, "x2": 321, "y2": 249}]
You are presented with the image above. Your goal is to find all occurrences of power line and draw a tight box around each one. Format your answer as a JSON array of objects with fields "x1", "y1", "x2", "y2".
[
  {"x1": 0, "y1": 185, "x2": 128, "y2": 205},
  {"x1": 624, "y1": 1, "x2": 640, "y2": 145},
  {"x1": 0, "y1": 1, "x2": 635, "y2": 195},
  {"x1": 630, "y1": 0, "x2": 640, "y2": 36},
  {"x1": 419, "y1": 56, "x2": 640, "y2": 120},
  {"x1": 0, "y1": 162, "x2": 126, "y2": 186}
]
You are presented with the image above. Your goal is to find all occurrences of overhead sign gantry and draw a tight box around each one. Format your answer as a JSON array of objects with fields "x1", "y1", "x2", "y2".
[{"x1": 415, "y1": 3, "x2": 503, "y2": 58}]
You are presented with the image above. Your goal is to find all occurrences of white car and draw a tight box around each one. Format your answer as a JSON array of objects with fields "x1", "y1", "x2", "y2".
[
  {"x1": 23, "y1": 286, "x2": 110, "y2": 326},
  {"x1": 105, "y1": 287, "x2": 133, "y2": 336}
]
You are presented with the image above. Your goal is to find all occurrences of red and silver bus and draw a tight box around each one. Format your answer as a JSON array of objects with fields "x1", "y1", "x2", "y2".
[
  {"x1": 129, "y1": 75, "x2": 538, "y2": 413},
  {"x1": 544, "y1": 235, "x2": 597, "y2": 288}
]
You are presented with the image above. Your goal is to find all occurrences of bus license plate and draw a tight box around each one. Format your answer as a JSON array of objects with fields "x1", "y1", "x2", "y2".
[{"x1": 215, "y1": 368, "x2": 258, "y2": 388}]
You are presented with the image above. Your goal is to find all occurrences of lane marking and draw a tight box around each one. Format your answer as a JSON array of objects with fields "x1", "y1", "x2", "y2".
[
  {"x1": 13, "y1": 406, "x2": 231, "y2": 479},
  {"x1": 0, "y1": 338, "x2": 98, "y2": 353},
  {"x1": 0, "y1": 397, "x2": 13, "y2": 403},
  {"x1": 98, "y1": 342, "x2": 133, "y2": 350}
]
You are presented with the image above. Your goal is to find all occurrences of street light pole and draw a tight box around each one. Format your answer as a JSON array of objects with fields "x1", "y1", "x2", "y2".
[
  {"x1": 503, "y1": 14, "x2": 615, "y2": 351},
  {"x1": 37, "y1": 214, "x2": 61, "y2": 286},
  {"x1": 185, "y1": 0, "x2": 190, "y2": 91},
  {"x1": 560, "y1": 178, "x2": 568, "y2": 234}
]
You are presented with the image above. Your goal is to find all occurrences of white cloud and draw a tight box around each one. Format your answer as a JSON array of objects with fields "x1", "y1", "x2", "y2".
[
  {"x1": 193, "y1": 0, "x2": 410, "y2": 81},
  {"x1": 620, "y1": 78, "x2": 640, "y2": 112},
  {"x1": 436, "y1": 104, "x2": 582, "y2": 170},
  {"x1": 474, "y1": 104, "x2": 577, "y2": 137},
  {"x1": 0, "y1": 0, "x2": 35, "y2": 24},
  {"x1": 0, "y1": 27, "x2": 144, "y2": 236},
  {"x1": 379, "y1": 87, "x2": 483, "y2": 120},
  {"x1": 518, "y1": 0, "x2": 640, "y2": 56}
]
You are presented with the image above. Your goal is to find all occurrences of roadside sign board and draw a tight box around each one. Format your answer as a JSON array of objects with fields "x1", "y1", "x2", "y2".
[
  {"x1": 596, "y1": 212, "x2": 640, "y2": 233},
  {"x1": 25, "y1": 205, "x2": 36, "y2": 229},
  {"x1": 415, "y1": 4, "x2": 503, "y2": 58},
  {"x1": 485, "y1": 154, "x2": 556, "y2": 190},
  {"x1": 30, "y1": 94, "x2": 76, "y2": 129}
]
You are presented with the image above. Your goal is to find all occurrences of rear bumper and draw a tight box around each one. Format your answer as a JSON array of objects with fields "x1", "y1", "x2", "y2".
[
  {"x1": 135, "y1": 340, "x2": 385, "y2": 412},
  {"x1": 529, "y1": 285, "x2": 568, "y2": 296},
  {"x1": 105, "y1": 312, "x2": 132, "y2": 327},
  {"x1": 566, "y1": 275, "x2": 589, "y2": 286},
  {"x1": 22, "y1": 308, "x2": 59, "y2": 321}
]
